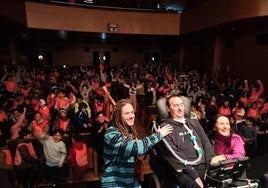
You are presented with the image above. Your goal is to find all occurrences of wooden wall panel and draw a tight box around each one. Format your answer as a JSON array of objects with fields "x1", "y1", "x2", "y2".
[
  {"x1": 25, "y1": 2, "x2": 180, "y2": 35},
  {"x1": 181, "y1": 0, "x2": 268, "y2": 34}
]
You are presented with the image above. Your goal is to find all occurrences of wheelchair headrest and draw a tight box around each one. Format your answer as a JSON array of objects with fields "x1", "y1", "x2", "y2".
[{"x1": 156, "y1": 95, "x2": 192, "y2": 122}]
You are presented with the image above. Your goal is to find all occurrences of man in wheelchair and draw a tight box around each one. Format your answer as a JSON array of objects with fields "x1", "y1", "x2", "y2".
[{"x1": 149, "y1": 95, "x2": 259, "y2": 188}]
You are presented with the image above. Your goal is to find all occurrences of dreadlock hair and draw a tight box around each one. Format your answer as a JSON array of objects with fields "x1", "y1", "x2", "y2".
[{"x1": 111, "y1": 99, "x2": 138, "y2": 140}]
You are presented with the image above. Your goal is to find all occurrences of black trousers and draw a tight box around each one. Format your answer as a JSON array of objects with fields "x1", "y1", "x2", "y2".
[
  {"x1": 18, "y1": 168, "x2": 36, "y2": 188},
  {"x1": 46, "y1": 164, "x2": 66, "y2": 184},
  {"x1": 0, "y1": 171, "x2": 11, "y2": 188},
  {"x1": 176, "y1": 164, "x2": 206, "y2": 188}
]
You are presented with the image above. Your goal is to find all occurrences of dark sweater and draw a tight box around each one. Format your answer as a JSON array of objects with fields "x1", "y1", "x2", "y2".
[{"x1": 159, "y1": 118, "x2": 215, "y2": 180}]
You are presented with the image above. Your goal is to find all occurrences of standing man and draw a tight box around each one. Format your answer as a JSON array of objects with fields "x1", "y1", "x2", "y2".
[
  {"x1": 101, "y1": 99, "x2": 173, "y2": 188},
  {"x1": 158, "y1": 95, "x2": 222, "y2": 188}
]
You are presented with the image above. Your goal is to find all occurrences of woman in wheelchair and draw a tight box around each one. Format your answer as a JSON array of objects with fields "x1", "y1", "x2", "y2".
[
  {"x1": 205, "y1": 115, "x2": 258, "y2": 187},
  {"x1": 211, "y1": 114, "x2": 245, "y2": 161}
]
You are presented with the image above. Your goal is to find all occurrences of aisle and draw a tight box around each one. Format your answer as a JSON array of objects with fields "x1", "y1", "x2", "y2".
[{"x1": 36, "y1": 116, "x2": 151, "y2": 188}]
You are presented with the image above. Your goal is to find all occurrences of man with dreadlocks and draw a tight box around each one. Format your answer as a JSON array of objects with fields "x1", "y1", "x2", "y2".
[{"x1": 101, "y1": 99, "x2": 173, "y2": 188}]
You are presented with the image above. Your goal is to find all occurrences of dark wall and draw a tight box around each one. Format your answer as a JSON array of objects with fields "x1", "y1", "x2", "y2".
[
  {"x1": 181, "y1": 30, "x2": 216, "y2": 77},
  {"x1": 219, "y1": 26, "x2": 268, "y2": 95},
  {"x1": 180, "y1": 25, "x2": 268, "y2": 96}
]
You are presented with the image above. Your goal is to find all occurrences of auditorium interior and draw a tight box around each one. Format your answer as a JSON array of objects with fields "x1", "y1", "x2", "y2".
[{"x1": 1, "y1": 0, "x2": 268, "y2": 187}]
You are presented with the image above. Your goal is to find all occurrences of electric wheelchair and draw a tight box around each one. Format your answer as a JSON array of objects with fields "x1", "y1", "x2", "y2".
[
  {"x1": 146, "y1": 96, "x2": 260, "y2": 188},
  {"x1": 147, "y1": 121, "x2": 259, "y2": 188}
]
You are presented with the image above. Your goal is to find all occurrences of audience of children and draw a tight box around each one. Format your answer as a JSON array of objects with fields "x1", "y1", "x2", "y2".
[{"x1": 0, "y1": 62, "x2": 268, "y2": 187}]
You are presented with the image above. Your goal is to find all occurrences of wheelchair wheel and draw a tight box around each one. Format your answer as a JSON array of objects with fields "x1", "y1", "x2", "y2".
[{"x1": 148, "y1": 173, "x2": 161, "y2": 188}]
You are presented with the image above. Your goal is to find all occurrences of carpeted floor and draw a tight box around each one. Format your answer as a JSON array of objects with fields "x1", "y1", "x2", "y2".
[
  {"x1": 36, "y1": 154, "x2": 268, "y2": 188},
  {"x1": 247, "y1": 154, "x2": 268, "y2": 180}
]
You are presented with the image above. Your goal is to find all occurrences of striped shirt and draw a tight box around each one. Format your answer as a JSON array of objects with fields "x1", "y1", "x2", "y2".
[{"x1": 101, "y1": 126, "x2": 163, "y2": 188}]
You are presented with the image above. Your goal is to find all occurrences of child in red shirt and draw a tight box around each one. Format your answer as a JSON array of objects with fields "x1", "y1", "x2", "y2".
[{"x1": 69, "y1": 134, "x2": 88, "y2": 182}]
